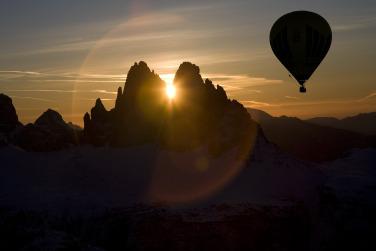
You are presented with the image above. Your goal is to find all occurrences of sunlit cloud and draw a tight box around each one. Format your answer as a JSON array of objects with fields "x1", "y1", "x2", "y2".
[
  {"x1": 204, "y1": 73, "x2": 283, "y2": 90},
  {"x1": 0, "y1": 70, "x2": 127, "y2": 84},
  {"x1": 33, "y1": 79, "x2": 123, "y2": 83},
  {"x1": 10, "y1": 95, "x2": 54, "y2": 102},
  {"x1": 241, "y1": 100, "x2": 273, "y2": 107},
  {"x1": 285, "y1": 96, "x2": 300, "y2": 100},
  {"x1": 5, "y1": 89, "x2": 117, "y2": 95},
  {"x1": 241, "y1": 98, "x2": 372, "y2": 109},
  {"x1": 80, "y1": 98, "x2": 115, "y2": 101},
  {"x1": 123, "y1": 13, "x2": 184, "y2": 28},
  {"x1": 0, "y1": 70, "x2": 42, "y2": 75},
  {"x1": 358, "y1": 91, "x2": 376, "y2": 101}
]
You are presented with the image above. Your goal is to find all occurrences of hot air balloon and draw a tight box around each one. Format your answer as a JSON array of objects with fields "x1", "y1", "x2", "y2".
[{"x1": 270, "y1": 11, "x2": 332, "y2": 93}]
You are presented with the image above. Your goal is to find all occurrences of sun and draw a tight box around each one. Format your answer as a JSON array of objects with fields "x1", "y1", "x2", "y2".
[
  {"x1": 166, "y1": 83, "x2": 176, "y2": 100},
  {"x1": 161, "y1": 73, "x2": 176, "y2": 100}
]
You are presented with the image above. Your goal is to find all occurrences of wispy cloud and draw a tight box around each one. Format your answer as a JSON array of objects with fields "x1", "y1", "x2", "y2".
[
  {"x1": 240, "y1": 100, "x2": 273, "y2": 107},
  {"x1": 5, "y1": 89, "x2": 117, "y2": 95},
  {"x1": 333, "y1": 17, "x2": 376, "y2": 32},
  {"x1": 203, "y1": 73, "x2": 283, "y2": 90},
  {"x1": 14, "y1": 11, "x2": 204, "y2": 56},
  {"x1": 10, "y1": 95, "x2": 54, "y2": 102},
  {"x1": 80, "y1": 98, "x2": 115, "y2": 101},
  {"x1": 0, "y1": 69, "x2": 281, "y2": 91},
  {"x1": 0, "y1": 70, "x2": 42, "y2": 75},
  {"x1": 285, "y1": 96, "x2": 300, "y2": 100},
  {"x1": 0, "y1": 70, "x2": 126, "y2": 83},
  {"x1": 123, "y1": 13, "x2": 184, "y2": 28},
  {"x1": 357, "y1": 91, "x2": 376, "y2": 102},
  {"x1": 240, "y1": 95, "x2": 376, "y2": 109}
]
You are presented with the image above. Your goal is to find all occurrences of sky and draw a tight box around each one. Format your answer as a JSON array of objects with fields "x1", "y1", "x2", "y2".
[{"x1": 0, "y1": 0, "x2": 375, "y2": 125}]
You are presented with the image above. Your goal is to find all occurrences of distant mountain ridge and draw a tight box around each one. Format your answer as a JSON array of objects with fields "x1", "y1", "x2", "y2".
[
  {"x1": 306, "y1": 112, "x2": 376, "y2": 135},
  {"x1": 248, "y1": 108, "x2": 376, "y2": 162}
]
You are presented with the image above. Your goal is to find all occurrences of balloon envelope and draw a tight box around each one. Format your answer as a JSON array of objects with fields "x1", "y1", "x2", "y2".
[{"x1": 270, "y1": 11, "x2": 332, "y2": 87}]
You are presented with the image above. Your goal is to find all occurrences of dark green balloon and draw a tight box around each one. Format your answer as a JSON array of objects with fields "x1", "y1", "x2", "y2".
[{"x1": 270, "y1": 11, "x2": 332, "y2": 92}]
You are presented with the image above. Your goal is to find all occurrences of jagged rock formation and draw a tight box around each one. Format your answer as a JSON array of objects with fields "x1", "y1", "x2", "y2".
[
  {"x1": 0, "y1": 93, "x2": 22, "y2": 133},
  {"x1": 14, "y1": 109, "x2": 79, "y2": 151},
  {"x1": 83, "y1": 61, "x2": 259, "y2": 154},
  {"x1": 0, "y1": 93, "x2": 81, "y2": 151},
  {"x1": 84, "y1": 61, "x2": 168, "y2": 146},
  {"x1": 0, "y1": 93, "x2": 22, "y2": 146}
]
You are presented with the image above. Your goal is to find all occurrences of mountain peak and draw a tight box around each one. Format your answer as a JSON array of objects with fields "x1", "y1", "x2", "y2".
[
  {"x1": 0, "y1": 93, "x2": 21, "y2": 133},
  {"x1": 126, "y1": 61, "x2": 155, "y2": 84},
  {"x1": 128, "y1": 61, "x2": 151, "y2": 74},
  {"x1": 175, "y1": 62, "x2": 203, "y2": 88},
  {"x1": 13, "y1": 109, "x2": 77, "y2": 151},
  {"x1": 35, "y1": 109, "x2": 65, "y2": 128}
]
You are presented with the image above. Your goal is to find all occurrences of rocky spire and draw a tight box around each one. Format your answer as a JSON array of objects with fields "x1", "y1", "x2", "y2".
[
  {"x1": 91, "y1": 98, "x2": 107, "y2": 123},
  {"x1": 0, "y1": 93, "x2": 21, "y2": 133}
]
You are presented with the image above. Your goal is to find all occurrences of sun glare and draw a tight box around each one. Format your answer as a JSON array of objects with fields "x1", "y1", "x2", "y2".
[
  {"x1": 166, "y1": 83, "x2": 176, "y2": 100},
  {"x1": 161, "y1": 73, "x2": 176, "y2": 100}
]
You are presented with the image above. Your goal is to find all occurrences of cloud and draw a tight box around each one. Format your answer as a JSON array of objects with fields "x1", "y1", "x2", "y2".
[
  {"x1": 357, "y1": 91, "x2": 376, "y2": 102},
  {"x1": 0, "y1": 70, "x2": 127, "y2": 83},
  {"x1": 80, "y1": 98, "x2": 115, "y2": 101},
  {"x1": 240, "y1": 100, "x2": 273, "y2": 107},
  {"x1": 4, "y1": 3, "x2": 224, "y2": 57},
  {"x1": 285, "y1": 96, "x2": 300, "y2": 100},
  {"x1": 0, "y1": 71, "x2": 42, "y2": 75},
  {"x1": 123, "y1": 13, "x2": 184, "y2": 28},
  {"x1": 10, "y1": 95, "x2": 54, "y2": 102},
  {"x1": 14, "y1": 11, "x2": 196, "y2": 56},
  {"x1": 0, "y1": 69, "x2": 281, "y2": 91},
  {"x1": 332, "y1": 17, "x2": 376, "y2": 32},
  {"x1": 5, "y1": 89, "x2": 117, "y2": 95},
  {"x1": 242, "y1": 91, "x2": 376, "y2": 111},
  {"x1": 203, "y1": 73, "x2": 283, "y2": 90},
  {"x1": 0, "y1": 70, "x2": 44, "y2": 80}
]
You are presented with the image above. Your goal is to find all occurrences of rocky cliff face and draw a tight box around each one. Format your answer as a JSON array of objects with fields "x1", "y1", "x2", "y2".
[{"x1": 83, "y1": 61, "x2": 259, "y2": 154}]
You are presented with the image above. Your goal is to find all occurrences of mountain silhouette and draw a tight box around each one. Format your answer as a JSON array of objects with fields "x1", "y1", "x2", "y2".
[
  {"x1": 1, "y1": 66, "x2": 376, "y2": 250},
  {"x1": 0, "y1": 93, "x2": 22, "y2": 133},
  {"x1": 83, "y1": 61, "x2": 258, "y2": 154},
  {"x1": 248, "y1": 108, "x2": 376, "y2": 162},
  {"x1": 1, "y1": 62, "x2": 375, "y2": 163},
  {"x1": 13, "y1": 109, "x2": 79, "y2": 151},
  {"x1": 0, "y1": 94, "x2": 81, "y2": 151},
  {"x1": 0, "y1": 62, "x2": 258, "y2": 155},
  {"x1": 306, "y1": 112, "x2": 376, "y2": 135}
]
